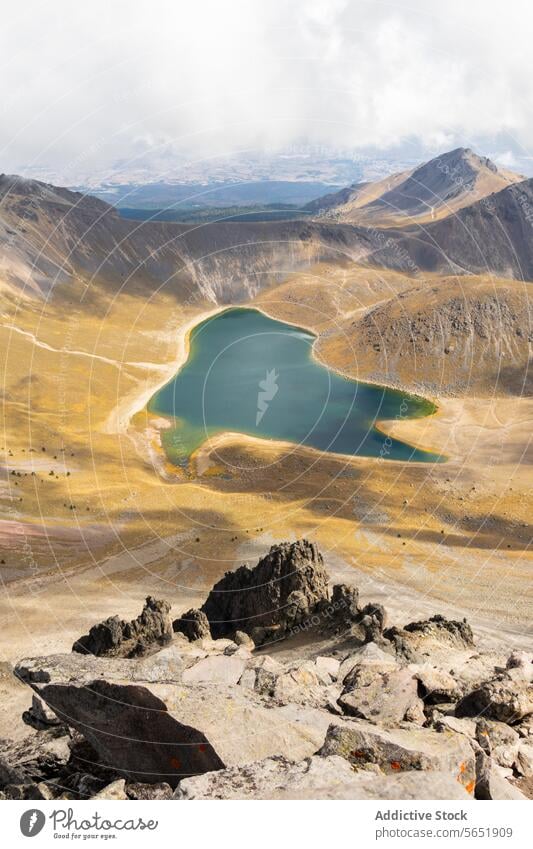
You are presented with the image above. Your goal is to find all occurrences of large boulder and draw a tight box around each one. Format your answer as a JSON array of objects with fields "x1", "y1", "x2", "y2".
[
  {"x1": 200, "y1": 540, "x2": 329, "y2": 643},
  {"x1": 72, "y1": 597, "x2": 173, "y2": 658},
  {"x1": 319, "y1": 719, "x2": 476, "y2": 793},
  {"x1": 14, "y1": 650, "x2": 337, "y2": 789},
  {"x1": 338, "y1": 665, "x2": 424, "y2": 726},
  {"x1": 385, "y1": 615, "x2": 474, "y2": 662},
  {"x1": 456, "y1": 675, "x2": 533, "y2": 724},
  {"x1": 174, "y1": 755, "x2": 471, "y2": 800}
]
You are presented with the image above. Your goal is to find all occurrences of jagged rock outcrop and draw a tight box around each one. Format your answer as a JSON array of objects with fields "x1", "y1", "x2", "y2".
[
  {"x1": 173, "y1": 609, "x2": 211, "y2": 641},
  {"x1": 200, "y1": 540, "x2": 329, "y2": 643},
  {"x1": 72, "y1": 597, "x2": 173, "y2": 658}
]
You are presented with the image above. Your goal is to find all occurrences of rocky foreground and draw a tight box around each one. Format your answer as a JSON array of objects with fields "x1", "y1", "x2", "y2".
[{"x1": 1, "y1": 540, "x2": 532, "y2": 801}]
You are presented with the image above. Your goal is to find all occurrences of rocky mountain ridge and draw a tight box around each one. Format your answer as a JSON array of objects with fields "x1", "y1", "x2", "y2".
[
  {"x1": 307, "y1": 148, "x2": 523, "y2": 229},
  {"x1": 2, "y1": 149, "x2": 533, "y2": 306}
]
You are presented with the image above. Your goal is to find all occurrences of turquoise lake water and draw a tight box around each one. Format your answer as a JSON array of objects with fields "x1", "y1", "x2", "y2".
[{"x1": 148, "y1": 308, "x2": 441, "y2": 465}]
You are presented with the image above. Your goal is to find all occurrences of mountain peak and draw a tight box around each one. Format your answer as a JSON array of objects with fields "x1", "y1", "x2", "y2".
[{"x1": 309, "y1": 146, "x2": 521, "y2": 227}]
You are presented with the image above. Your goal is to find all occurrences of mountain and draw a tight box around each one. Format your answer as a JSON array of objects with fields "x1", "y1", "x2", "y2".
[
  {"x1": 0, "y1": 174, "x2": 367, "y2": 301},
  {"x1": 318, "y1": 276, "x2": 532, "y2": 397},
  {"x1": 385, "y1": 177, "x2": 533, "y2": 280},
  {"x1": 2, "y1": 160, "x2": 533, "y2": 305},
  {"x1": 306, "y1": 148, "x2": 523, "y2": 228}
]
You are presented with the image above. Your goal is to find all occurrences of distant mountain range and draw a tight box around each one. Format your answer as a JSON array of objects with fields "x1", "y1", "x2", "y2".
[{"x1": 2, "y1": 147, "x2": 533, "y2": 301}]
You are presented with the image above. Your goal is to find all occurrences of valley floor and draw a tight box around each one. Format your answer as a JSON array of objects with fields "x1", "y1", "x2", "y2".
[{"x1": 0, "y1": 263, "x2": 531, "y2": 696}]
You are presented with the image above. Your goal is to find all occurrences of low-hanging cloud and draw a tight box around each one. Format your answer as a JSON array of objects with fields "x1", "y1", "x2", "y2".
[{"x1": 1, "y1": 0, "x2": 532, "y2": 181}]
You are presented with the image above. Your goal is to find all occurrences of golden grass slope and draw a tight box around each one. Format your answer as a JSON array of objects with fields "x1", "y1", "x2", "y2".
[{"x1": 0, "y1": 264, "x2": 531, "y2": 669}]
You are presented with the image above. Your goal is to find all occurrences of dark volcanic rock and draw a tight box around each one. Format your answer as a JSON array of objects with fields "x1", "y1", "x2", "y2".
[
  {"x1": 173, "y1": 608, "x2": 211, "y2": 641},
  {"x1": 201, "y1": 540, "x2": 329, "y2": 642},
  {"x1": 22, "y1": 695, "x2": 66, "y2": 732},
  {"x1": 317, "y1": 583, "x2": 360, "y2": 633},
  {"x1": 359, "y1": 603, "x2": 388, "y2": 644},
  {"x1": 72, "y1": 597, "x2": 172, "y2": 657},
  {"x1": 0, "y1": 728, "x2": 71, "y2": 798},
  {"x1": 24, "y1": 679, "x2": 225, "y2": 789}
]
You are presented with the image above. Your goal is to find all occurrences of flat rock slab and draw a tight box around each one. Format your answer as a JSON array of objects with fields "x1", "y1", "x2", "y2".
[
  {"x1": 339, "y1": 667, "x2": 423, "y2": 725},
  {"x1": 175, "y1": 755, "x2": 472, "y2": 800},
  {"x1": 319, "y1": 718, "x2": 476, "y2": 794},
  {"x1": 15, "y1": 652, "x2": 335, "y2": 788},
  {"x1": 181, "y1": 655, "x2": 246, "y2": 686}
]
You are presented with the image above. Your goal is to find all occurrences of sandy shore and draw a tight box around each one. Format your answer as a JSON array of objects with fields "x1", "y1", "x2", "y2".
[{"x1": 103, "y1": 305, "x2": 225, "y2": 436}]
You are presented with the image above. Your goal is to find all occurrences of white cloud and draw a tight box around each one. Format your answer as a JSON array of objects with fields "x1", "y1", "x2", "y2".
[{"x1": 1, "y1": 0, "x2": 532, "y2": 180}]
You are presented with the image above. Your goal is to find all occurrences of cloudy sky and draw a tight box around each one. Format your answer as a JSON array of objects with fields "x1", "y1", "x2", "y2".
[{"x1": 1, "y1": 0, "x2": 532, "y2": 181}]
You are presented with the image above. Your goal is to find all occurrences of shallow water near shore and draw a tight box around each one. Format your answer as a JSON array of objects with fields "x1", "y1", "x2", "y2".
[{"x1": 148, "y1": 307, "x2": 441, "y2": 465}]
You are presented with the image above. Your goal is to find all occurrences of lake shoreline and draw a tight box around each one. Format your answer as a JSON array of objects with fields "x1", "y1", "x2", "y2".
[{"x1": 108, "y1": 302, "x2": 446, "y2": 470}]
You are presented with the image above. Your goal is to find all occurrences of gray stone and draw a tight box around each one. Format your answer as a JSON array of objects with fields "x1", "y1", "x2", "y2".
[
  {"x1": 506, "y1": 651, "x2": 533, "y2": 683},
  {"x1": 181, "y1": 655, "x2": 247, "y2": 686},
  {"x1": 338, "y1": 644, "x2": 398, "y2": 684},
  {"x1": 434, "y1": 716, "x2": 477, "y2": 738},
  {"x1": 475, "y1": 751, "x2": 527, "y2": 800},
  {"x1": 516, "y1": 744, "x2": 533, "y2": 777},
  {"x1": 411, "y1": 663, "x2": 461, "y2": 704},
  {"x1": 174, "y1": 755, "x2": 471, "y2": 800},
  {"x1": 338, "y1": 666, "x2": 423, "y2": 726},
  {"x1": 476, "y1": 719, "x2": 520, "y2": 768},
  {"x1": 456, "y1": 675, "x2": 533, "y2": 724},
  {"x1": 314, "y1": 656, "x2": 340, "y2": 683},
  {"x1": 93, "y1": 779, "x2": 127, "y2": 800},
  {"x1": 126, "y1": 781, "x2": 173, "y2": 800},
  {"x1": 319, "y1": 719, "x2": 476, "y2": 793},
  {"x1": 234, "y1": 631, "x2": 255, "y2": 650}
]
